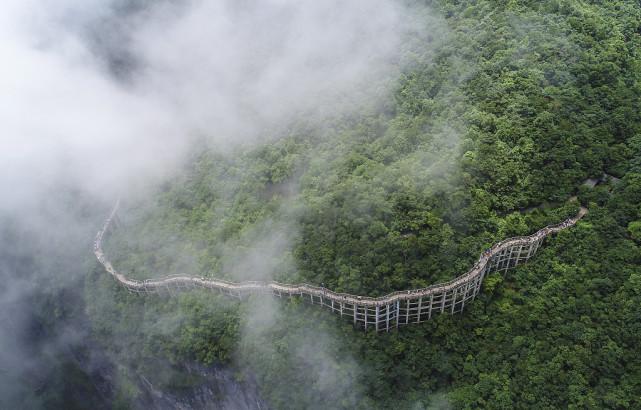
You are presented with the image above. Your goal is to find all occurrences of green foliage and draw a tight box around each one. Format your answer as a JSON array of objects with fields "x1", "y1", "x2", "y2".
[
  {"x1": 87, "y1": 0, "x2": 641, "y2": 408},
  {"x1": 629, "y1": 221, "x2": 641, "y2": 242}
]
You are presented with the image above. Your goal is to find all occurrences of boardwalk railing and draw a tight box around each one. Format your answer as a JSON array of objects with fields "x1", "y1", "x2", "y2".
[{"x1": 94, "y1": 201, "x2": 587, "y2": 332}]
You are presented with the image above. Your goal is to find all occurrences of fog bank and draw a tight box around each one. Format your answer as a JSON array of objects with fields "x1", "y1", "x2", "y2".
[{"x1": 0, "y1": 0, "x2": 440, "y2": 407}]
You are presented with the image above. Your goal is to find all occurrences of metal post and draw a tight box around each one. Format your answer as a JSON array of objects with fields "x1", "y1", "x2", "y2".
[
  {"x1": 405, "y1": 299, "x2": 410, "y2": 324},
  {"x1": 460, "y1": 283, "x2": 468, "y2": 313},
  {"x1": 375, "y1": 305, "x2": 380, "y2": 332},
  {"x1": 353, "y1": 303, "x2": 357, "y2": 325},
  {"x1": 451, "y1": 287, "x2": 458, "y2": 314},
  {"x1": 364, "y1": 305, "x2": 368, "y2": 330},
  {"x1": 525, "y1": 241, "x2": 534, "y2": 259},
  {"x1": 386, "y1": 304, "x2": 390, "y2": 332},
  {"x1": 506, "y1": 246, "x2": 515, "y2": 272},
  {"x1": 471, "y1": 275, "x2": 479, "y2": 301},
  {"x1": 395, "y1": 300, "x2": 400, "y2": 329}
]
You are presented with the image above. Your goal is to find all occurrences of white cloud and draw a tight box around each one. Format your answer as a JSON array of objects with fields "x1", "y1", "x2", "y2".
[{"x1": 0, "y1": 0, "x2": 424, "y2": 214}]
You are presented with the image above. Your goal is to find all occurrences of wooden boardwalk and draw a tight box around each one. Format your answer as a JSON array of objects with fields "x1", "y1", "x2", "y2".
[{"x1": 94, "y1": 201, "x2": 587, "y2": 332}]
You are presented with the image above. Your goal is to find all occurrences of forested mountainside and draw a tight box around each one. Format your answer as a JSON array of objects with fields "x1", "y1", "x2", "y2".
[{"x1": 87, "y1": 0, "x2": 641, "y2": 409}]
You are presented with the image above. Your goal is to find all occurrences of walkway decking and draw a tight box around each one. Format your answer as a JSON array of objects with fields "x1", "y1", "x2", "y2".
[{"x1": 94, "y1": 201, "x2": 587, "y2": 331}]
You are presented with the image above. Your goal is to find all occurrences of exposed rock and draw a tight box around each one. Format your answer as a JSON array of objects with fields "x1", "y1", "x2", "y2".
[{"x1": 133, "y1": 363, "x2": 269, "y2": 410}]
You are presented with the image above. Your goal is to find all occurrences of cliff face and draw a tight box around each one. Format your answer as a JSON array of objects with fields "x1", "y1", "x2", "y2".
[{"x1": 131, "y1": 363, "x2": 269, "y2": 410}]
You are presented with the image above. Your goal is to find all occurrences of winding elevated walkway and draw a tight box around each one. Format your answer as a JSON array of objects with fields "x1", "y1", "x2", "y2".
[{"x1": 94, "y1": 201, "x2": 587, "y2": 332}]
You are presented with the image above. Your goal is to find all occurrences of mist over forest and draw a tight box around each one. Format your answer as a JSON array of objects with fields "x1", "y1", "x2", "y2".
[{"x1": 2, "y1": 0, "x2": 641, "y2": 409}]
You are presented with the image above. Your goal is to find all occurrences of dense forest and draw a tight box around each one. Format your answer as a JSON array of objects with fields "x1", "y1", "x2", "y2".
[{"x1": 85, "y1": 0, "x2": 641, "y2": 408}]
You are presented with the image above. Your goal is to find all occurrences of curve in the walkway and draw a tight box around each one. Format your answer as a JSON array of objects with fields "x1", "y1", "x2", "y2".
[{"x1": 94, "y1": 201, "x2": 587, "y2": 331}]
